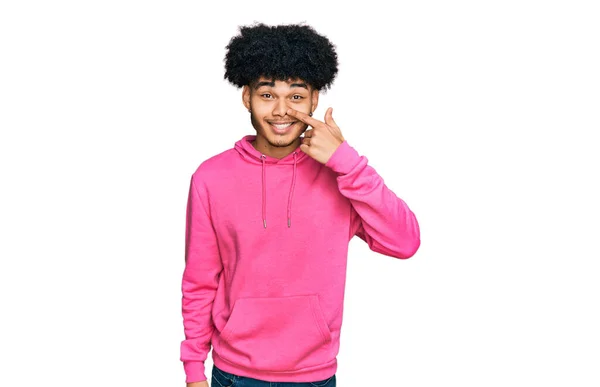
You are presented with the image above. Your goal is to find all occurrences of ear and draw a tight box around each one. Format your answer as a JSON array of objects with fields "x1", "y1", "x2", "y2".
[
  {"x1": 311, "y1": 88, "x2": 319, "y2": 115},
  {"x1": 242, "y1": 85, "x2": 251, "y2": 111}
]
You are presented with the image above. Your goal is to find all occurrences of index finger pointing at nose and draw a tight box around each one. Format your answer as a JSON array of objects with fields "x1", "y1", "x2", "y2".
[{"x1": 287, "y1": 108, "x2": 321, "y2": 127}]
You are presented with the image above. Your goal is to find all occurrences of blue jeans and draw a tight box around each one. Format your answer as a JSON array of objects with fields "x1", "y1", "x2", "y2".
[{"x1": 211, "y1": 364, "x2": 336, "y2": 387}]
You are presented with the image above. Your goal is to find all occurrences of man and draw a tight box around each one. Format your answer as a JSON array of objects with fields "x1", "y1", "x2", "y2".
[{"x1": 181, "y1": 23, "x2": 420, "y2": 387}]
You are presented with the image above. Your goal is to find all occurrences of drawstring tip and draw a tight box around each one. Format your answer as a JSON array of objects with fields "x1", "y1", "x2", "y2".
[
  {"x1": 287, "y1": 218, "x2": 291, "y2": 228},
  {"x1": 263, "y1": 219, "x2": 267, "y2": 228}
]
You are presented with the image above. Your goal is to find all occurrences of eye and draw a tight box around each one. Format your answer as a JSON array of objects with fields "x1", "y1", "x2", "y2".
[
  {"x1": 261, "y1": 93, "x2": 272, "y2": 99},
  {"x1": 291, "y1": 95, "x2": 303, "y2": 100}
]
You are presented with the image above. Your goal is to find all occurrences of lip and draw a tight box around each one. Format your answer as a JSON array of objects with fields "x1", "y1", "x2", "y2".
[{"x1": 269, "y1": 121, "x2": 296, "y2": 134}]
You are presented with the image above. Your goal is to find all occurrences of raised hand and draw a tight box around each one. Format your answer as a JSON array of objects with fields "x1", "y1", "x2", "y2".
[{"x1": 287, "y1": 107, "x2": 345, "y2": 165}]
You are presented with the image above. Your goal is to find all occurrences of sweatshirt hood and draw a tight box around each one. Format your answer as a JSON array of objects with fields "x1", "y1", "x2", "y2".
[{"x1": 234, "y1": 135, "x2": 311, "y2": 229}]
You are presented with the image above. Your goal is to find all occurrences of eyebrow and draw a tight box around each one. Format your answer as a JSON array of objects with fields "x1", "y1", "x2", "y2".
[{"x1": 253, "y1": 81, "x2": 309, "y2": 90}]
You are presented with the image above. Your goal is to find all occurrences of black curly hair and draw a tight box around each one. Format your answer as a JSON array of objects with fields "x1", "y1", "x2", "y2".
[{"x1": 224, "y1": 23, "x2": 339, "y2": 91}]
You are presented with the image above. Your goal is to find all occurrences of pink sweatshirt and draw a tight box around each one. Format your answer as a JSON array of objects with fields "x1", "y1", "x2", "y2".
[{"x1": 180, "y1": 134, "x2": 420, "y2": 383}]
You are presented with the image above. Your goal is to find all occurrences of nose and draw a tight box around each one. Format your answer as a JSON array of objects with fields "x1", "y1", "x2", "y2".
[{"x1": 272, "y1": 98, "x2": 289, "y2": 117}]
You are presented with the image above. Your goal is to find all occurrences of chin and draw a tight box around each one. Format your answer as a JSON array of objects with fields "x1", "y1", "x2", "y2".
[
  {"x1": 268, "y1": 136, "x2": 297, "y2": 148},
  {"x1": 263, "y1": 128, "x2": 304, "y2": 145}
]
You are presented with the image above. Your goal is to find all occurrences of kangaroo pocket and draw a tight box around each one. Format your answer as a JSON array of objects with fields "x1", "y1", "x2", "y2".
[{"x1": 217, "y1": 294, "x2": 333, "y2": 372}]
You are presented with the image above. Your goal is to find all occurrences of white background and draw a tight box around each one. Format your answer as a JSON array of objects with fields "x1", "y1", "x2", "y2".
[{"x1": 1, "y1": 0, "x2": 599, "y2": 386}]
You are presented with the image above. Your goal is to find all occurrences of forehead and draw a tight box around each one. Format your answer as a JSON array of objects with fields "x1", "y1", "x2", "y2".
[{"x1": 252, "y1": 76, "x2": 311, "y2": 91}]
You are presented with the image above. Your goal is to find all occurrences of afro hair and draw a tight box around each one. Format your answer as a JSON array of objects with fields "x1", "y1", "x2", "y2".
[{"x1": 224, "y1": 23, "x2": 339, "y2": 91}]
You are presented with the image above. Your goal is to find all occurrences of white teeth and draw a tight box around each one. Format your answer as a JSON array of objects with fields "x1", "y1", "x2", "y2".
[{"x1": 272, "y1": 122, "x2": 294, "y2": 130}]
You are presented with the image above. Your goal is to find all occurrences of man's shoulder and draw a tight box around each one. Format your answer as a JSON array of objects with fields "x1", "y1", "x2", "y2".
[{"x1": 191, "y1": 147, "x2": 238, "y2": 181}]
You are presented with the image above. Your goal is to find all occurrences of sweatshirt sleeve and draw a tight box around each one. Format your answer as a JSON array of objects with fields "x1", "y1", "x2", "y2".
[
  {"x1": 180, "y1": 174, "x2": 223, "y2": 383},
  {"x1": 325, "y1": 140, "x2": 421, "y2": 258}
]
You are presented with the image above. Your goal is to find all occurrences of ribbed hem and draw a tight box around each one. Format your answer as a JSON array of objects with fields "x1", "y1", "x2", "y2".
[
  {"x1": 325, "y1": 140, "x2": 362, "y2": 175},
  {"x1": 183, "y1": 360, "x2": 207, "y2": 383},
  {"x1": 212, "y1": 349, "x2": 337, "y2": 383}
]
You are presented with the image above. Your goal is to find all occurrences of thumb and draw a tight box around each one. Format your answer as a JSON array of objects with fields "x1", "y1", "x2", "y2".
[{"x1": 324, "y1": 107, "x2": 338, "y2": 129}]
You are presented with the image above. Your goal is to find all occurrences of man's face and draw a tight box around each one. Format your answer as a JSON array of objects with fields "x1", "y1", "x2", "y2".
[{"x1": 243, "y1": 77, "x2": 319, "y2": 154}]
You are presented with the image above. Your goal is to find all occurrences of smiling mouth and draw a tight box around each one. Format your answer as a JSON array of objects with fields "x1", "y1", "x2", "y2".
[{"x1": 269, "y1": 121, "x2": 296, "y2": 132}]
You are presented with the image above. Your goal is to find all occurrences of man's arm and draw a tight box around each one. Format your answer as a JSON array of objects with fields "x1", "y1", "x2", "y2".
[
  {"x1": 286, "y1": 107, "x2": 420, "y2": 258},
  {"x1": 326, "y1": 141, "x2": 421, "y2": 258},
  {"x1": 180, "y1": 173, "x2": 222, "y2": 383}
]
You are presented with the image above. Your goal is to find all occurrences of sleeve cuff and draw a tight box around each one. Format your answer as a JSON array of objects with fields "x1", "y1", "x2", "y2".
[
  {"x1": 325, "y1": 140, "x2": 362, "y2": 175},
  {"x1": 184, "y1": 361, "x2": 207, "y2": 383}
]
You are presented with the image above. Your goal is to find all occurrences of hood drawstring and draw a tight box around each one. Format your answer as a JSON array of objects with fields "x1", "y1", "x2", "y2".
[
  {"x1": 261, "y1": 154, "x2": 267, "y2": 228},
  {"x1": 235, "y1": 135, "x2": 306, "y2": 229},
  {"x1": 287, "y1": 151, "x2": 298, "y2": 228},
  {"x1": 260, "y1": 151, "x2": 298, "y2": 229}
]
